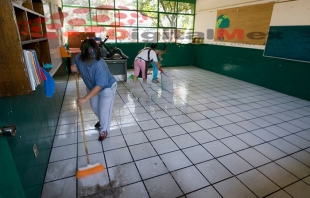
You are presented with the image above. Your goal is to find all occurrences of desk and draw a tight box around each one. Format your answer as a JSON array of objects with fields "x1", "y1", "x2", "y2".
[{"x1": 104, "y1": 59, "x2": 128, "y2": 82}]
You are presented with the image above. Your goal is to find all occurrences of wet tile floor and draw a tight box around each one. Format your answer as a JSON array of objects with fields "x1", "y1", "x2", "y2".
[{"x1": 42, "y1": 66, "x2": 310, "y2": 198}]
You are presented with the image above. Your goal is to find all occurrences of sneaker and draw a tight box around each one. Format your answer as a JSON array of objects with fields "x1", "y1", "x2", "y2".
[
  {"x1": 98, "y1": 131, "x2": 108, "y2": 141},
  {"x1": 152, "y1": 79, "x2": 160, "y2": 83},
  {"x1": 94, "y1": 121, "x2": 100, "y2": 129}
]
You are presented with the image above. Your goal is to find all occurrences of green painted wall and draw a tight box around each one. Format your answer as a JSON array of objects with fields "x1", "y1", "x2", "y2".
[
  {"x1": 0, "y1": 64, "x2": 68, "y2": 198},
  {"x1": 108, "y1": 43, "x2": 194, "y2": 69},
  {"x1": 193, "y1": 44, "x2": 310, "y2": 101},
  {"x1": 0, "y1": 137, "x2": 25, "y2": 198}
]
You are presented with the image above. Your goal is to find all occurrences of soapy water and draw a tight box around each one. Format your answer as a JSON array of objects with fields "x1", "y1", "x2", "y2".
[
  {"x1": 78, "y1": 165, "x2": 122, "y2": 198},
  {"x1": 125, "y1": 72, "x2": 189, "y2": 119},
  {"x1": 127, "y1": 72, "x2": 186, "y2": 99},
  {"x1": 77, "y1": 73, "x2": 192, "y2": 197},
  {"x1": 128, "y1": 81, "x2": 152, "y2": 102},
  {"x1": 81, "y1": 164, "x2": 149, "y2": 198}
]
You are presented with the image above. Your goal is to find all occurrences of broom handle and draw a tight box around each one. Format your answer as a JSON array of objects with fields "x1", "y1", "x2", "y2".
[{"x1": 74, "y1": 74, "x2": 91, "y2": 165}]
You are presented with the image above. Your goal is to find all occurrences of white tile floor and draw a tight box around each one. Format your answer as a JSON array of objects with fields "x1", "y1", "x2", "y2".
[{"x1": 42, "y1": 66, "x2": 310, "y2": 198}]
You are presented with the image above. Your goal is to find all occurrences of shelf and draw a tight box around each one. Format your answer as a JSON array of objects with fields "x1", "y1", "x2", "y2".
[
  {"x1": 14, "y1": 7, "x2": 30, "y2": 41},
  {"x1": 0, "y1": 0, "x2": 52, "y2": 97},
  {"x1": 12, "y1": 2, "x2": 44, "y2": 17},
  {"x1": 32, "y1": 0, "x2": 44, "y2": 15},
  {"x1": 21, "y1": 38, "x2": 48, "y2": 45}
]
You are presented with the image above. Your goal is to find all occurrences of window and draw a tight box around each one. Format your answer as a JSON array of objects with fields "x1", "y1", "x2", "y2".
[
  {"x1": 115, "y1": 0, "x2": 137, "y2": 10},
  {"x1": 61, "y1": 0, "x2": 196, "y2": 43},
  {"x1": 62, "y1": 0, "x2": 89, "y2": 7},
  {"x1": 159, "y1": 1, "x2": 176, "y2": 13}
]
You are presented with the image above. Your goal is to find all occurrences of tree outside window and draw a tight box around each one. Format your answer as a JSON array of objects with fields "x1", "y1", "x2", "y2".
[{"x1": 61, "y1": 0, "x2": 195, "y2": 43}]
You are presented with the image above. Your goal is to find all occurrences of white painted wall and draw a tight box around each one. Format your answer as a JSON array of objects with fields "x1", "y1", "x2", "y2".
[
  {"x1": 50, "y1": 0, "x2": 61, "y2": 6},
  {"x1": 195, "y1": 0, "x2": 294, "y2": 12},
  {"x1": 270, "y1": 0, "x2": 310, "y2": 26},
  {"x1": 194, "y1": 11, "x2": 217, "y2": 42},
  {"x1": 194, "y1": 0, "x2": 309, "y2": 49},
  {"x1": 196, "y1": 0, "x2": 263, "y2": 12},
  {"x1": 43, "y1": 2, "x2": 63, "y2": 76}
]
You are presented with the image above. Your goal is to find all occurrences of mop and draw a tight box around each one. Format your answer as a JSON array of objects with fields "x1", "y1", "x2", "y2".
[
  {"x1": 161, "y1": 71, "x2": 174, "y2": 92},
  {"x1": 74, "y1": 74, "x2": 113, "y2": 197}
]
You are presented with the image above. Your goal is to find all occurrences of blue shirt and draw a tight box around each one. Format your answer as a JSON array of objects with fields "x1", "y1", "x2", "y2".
[{"x1": 73, "y1": 54, "x2": 116, "y2": 91}]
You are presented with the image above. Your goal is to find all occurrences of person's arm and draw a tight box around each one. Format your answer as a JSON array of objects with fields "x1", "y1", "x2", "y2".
[
  {"x1": 152, "y1": 51, "x2": 163, "y2": 72},
  {"x1": 78, "y1": 86, "x2": 102, "y2": 106},
  {"x1": 154, "y1": 61, "x2": 163, "y2": 72},
  {"x1": 71, "y1": 64, "x2": 79, "y2": 74},
  {"x1": 71, "y1": 54, "x2": 81, "y2": 74},
  {"x1": 158, "y1": 53, "x2": 163, "y2": 61},
  {"x1": 155, "y1": 50, "x2": 164, "y2": 61}
]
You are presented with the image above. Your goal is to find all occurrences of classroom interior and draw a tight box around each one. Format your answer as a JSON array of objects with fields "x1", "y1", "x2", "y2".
[{"x1": 0, "y1": 0, "x2": 310, "y2": 197}]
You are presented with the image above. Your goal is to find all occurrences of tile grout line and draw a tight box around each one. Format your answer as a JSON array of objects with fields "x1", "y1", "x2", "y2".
[{"x1": 51, "y1": 68, "x2": 310, "y2": 197}]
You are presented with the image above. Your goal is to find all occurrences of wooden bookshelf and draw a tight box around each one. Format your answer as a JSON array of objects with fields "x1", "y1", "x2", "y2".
[
  {"x1": 0, "y1": 0, "x2": 51, "y2": 97},
  {"x1": 12, "y1": 2, "x2": 45, "y2": 17},
  {"x1": 21, "y1": 38, "x2": 48, "y2": 45}
]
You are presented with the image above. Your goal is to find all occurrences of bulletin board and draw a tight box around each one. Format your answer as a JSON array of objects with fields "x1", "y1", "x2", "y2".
[
  {"x1": 263, "y1": 0, "x2": 310, "y2": 63},
  {"x1": 215, "y1": 3, "x2": 274, "y2": 45}
]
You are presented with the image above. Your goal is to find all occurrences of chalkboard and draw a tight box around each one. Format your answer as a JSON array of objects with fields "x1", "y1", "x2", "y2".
[{"x1": 264, "y1": 25, "x2": 310, "y2": 63}]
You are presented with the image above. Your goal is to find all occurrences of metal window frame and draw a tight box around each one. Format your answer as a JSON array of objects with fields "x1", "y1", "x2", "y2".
[{"x1": 61, "y1": 0, "x2": 196, "y2": 43}]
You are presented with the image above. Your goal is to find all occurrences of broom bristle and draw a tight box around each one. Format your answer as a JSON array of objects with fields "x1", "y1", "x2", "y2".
[{"x1": 76, "y1": 163, "x2": 105, "y2": 179}]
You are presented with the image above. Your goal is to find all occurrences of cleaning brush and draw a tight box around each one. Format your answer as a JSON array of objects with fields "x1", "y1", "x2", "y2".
[{"x1": 74, "y1": 74, "x2": 111, "y2": 197}]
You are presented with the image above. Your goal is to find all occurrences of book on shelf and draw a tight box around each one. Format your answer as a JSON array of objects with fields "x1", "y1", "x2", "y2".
[{"x1": 23, "y1": 50, "x2": 46, "y2": 91}]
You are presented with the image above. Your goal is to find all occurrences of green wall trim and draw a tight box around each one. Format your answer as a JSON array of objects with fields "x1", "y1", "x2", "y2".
[
  {"x1": 193, "y1": 44, "x2": 310, "y2": 101},
  {"x1": 109, "y1": 43, "x2": 194, "y2": 69},
  {"x1": 0, "y1": 137, "x2": 26, "y2": 198},
  {"x1": 0, "y1": 64, "x2": 69, "y2": 198}
]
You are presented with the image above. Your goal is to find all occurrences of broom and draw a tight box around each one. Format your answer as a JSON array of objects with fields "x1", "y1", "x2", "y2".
[{"x1": 74, "y1": 74, "x2": 110, "y2": 197}]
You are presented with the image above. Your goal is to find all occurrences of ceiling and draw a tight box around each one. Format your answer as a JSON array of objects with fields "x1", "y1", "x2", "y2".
[{"x1": 196, "y1": 0, "x2": 296, "y2": 12}]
